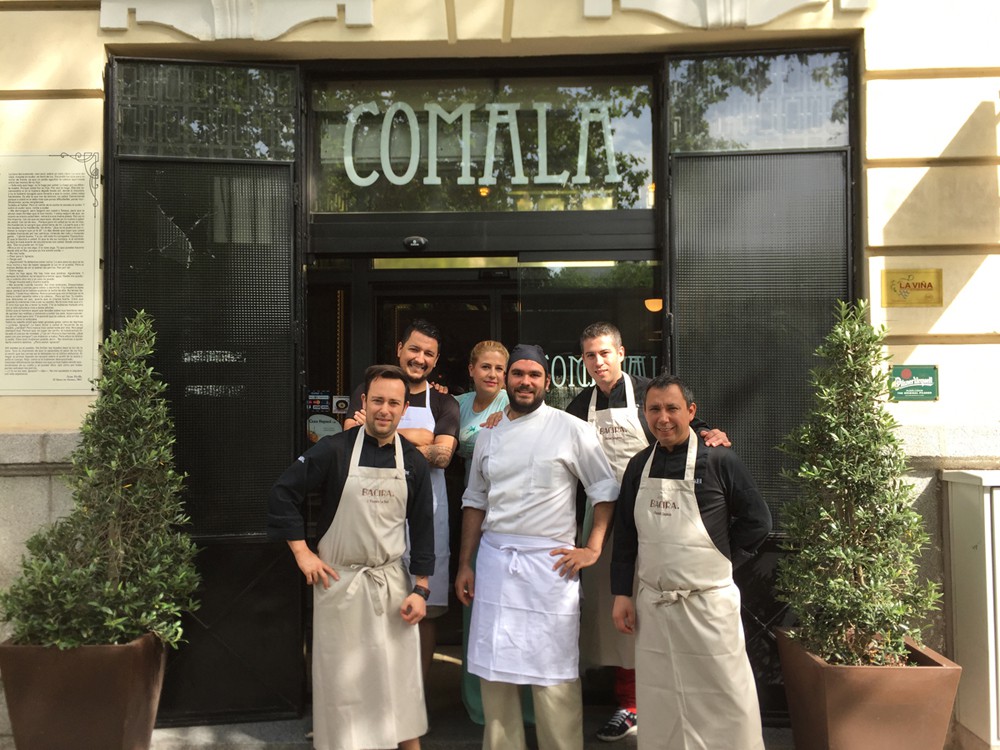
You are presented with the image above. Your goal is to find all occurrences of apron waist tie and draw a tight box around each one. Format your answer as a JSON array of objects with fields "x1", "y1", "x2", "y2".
[
  {"x1": 649, "y1": 583, "x2": 726, "y2": 607},
  {"x1": 483, "y1": 532, "x2": 564, "y2": 578},
  {"x1": 343, "y1": 562, "x2": 394, "y2": 615}
]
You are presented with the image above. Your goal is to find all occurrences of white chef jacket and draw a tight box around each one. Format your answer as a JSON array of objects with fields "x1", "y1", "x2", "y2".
[{"x1": 461, "y1": 402, "x2": 619, "y2": 544}]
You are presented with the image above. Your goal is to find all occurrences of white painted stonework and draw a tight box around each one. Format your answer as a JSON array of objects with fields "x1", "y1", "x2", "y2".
[
  {"x1": 582, "y1": 0, "x2": 869, "y2": 28},
  {"x1": 99, "y1": 0, "x2": 374, "y2": 40}
]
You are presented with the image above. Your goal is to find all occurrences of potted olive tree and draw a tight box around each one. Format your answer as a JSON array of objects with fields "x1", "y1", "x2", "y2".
[
  {"x1": 775, "y1": 300, "x2": 961, "y2": 750},
  {"x1": 0, "y1": 311, "x2": 199, "y2": 750}
]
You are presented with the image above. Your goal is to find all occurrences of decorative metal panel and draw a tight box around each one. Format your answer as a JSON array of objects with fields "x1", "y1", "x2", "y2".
[
  {"x1": 113, "y1": 160, "x2": 296, "y2": 538},
  {"x1": 671, "y1": 151, "x2": 849, "y2": 528},
  {"x1": 115, "y1": 61, "x2": 296, "y2": 161}
]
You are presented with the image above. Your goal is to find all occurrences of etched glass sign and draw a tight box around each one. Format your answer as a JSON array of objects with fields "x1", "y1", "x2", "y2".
[{"x1": 312, "y1": 76, "x2": 653, "y2": 213}]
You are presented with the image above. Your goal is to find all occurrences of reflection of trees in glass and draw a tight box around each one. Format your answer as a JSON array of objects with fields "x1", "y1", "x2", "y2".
[
  {"x1": 312, "y1": 78, "x2": 652, "y2": 213},
  {"x1": 522, "y1": 262, "x2": 654, "y2": 290},
  {"x1": 669, "y1": 52, "x2": 849, "y2": 153},
  {"x1": 116, "y1": 63, "x2": 296, "y2": 160},
  {"x1": 801, "y1": 53, "x2": 849, "y2": 125},
  {"x1": 670, "y1": 58, "x2": 774, "y2": 152}
]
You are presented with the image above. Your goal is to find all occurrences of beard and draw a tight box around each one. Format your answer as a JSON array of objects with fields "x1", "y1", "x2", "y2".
[{"x1": 507, "y1": 385, "x2": 545, "y2": 416}]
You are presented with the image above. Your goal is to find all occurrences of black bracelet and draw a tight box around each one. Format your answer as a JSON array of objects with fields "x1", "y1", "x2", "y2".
[{"x1": 412, "y1": 584, "x2": 431, "y2": 601}]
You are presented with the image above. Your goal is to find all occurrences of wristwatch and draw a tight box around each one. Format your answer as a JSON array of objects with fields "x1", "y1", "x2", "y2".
[{"x1": 412, "y1": 584, "x2": 431, "y2": 600}]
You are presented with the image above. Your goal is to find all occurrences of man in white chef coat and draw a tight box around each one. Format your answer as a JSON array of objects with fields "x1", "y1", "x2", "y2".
[
  {"x1": 456, "y1": 344, "x2": 619, "y2": 750},
  {"x1": 269, "y1": 364, "x2": 436, "y2": 750},
  {"x1": 611, "y1": 374, "x2": 771, "y2": 750}
]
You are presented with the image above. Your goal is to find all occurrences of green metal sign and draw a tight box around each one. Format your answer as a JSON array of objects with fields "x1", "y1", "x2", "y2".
[{"x1": 891, "y1": 365, "x2": 938, "y2": 401}]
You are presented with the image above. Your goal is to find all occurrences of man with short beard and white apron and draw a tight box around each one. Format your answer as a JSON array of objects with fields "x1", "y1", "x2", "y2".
[{"x1": 611, "y1": 376, "x2": 771, "y2": 750}]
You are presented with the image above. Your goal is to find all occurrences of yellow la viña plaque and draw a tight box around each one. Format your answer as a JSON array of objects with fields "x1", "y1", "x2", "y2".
[{"x1": 881, "y1": 268, "x2": 943, "y2": 307}]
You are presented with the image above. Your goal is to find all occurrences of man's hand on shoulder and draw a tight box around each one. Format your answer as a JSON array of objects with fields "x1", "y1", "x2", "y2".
[
  {"x1": 699, "y1": 428, "x2": 731, "y2": 448},
  {"x1": 481, "y1": 410, "x2": 504, "y2": 429}
]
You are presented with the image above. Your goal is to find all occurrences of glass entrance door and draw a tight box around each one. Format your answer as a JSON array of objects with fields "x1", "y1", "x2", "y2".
[
  {"x1": 374, "y1": 289, "x2": 518, "y2": 396},
  {"x1": 517, "y1": 259, "x2": 660, "y2": 407}
]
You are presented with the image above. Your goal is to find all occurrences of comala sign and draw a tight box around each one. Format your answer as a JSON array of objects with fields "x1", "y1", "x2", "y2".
[{"x1": 341, "y1": 101, "x2": 625, "y2": 188}]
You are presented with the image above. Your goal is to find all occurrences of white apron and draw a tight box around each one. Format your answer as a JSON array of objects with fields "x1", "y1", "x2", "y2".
[
  {"x1": 399, "y1": 389, "x2": 450, "y2": 607},
  {"x1": 468, "y1": 531, "x2": 581, "y2": 686},
  {"x1": 632, "y1": 437, "x2": 763, "y2": 750},
  {"x1": 580, "y1": 374, "x2": 648, "y2": 668},
  {"x1": 312, "y1": 430, "x2": 427, "y2": 750}
]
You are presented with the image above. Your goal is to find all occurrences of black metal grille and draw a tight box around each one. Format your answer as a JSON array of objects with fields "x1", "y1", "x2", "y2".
[
  {"x1": 114, "y1": 61, "x2": 296, "y2": 161},
  {"x1": 114, "y1": 160, "x2": 296, "y2": 538},
  {"x1": 672, "y1": 151, "x2": 850, "y2": 528}
]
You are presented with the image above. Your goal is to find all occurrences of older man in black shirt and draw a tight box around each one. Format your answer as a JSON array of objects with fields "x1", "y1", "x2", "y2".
[{"x1": 611, "y1": 374, "x2": 770, "y2": 750}]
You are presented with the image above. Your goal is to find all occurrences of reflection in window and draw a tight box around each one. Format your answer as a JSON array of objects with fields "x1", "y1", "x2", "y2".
[
  {"x1": 312, "y1": 77, "x2": 652, "y2": 213},
  {"x1": 518, "y1": 260, "x2": 659, "y2": 408},
  {"x1": 115, "y1": 62, "x2": 296, "y2": 160},
  {"x1": 669, "y1": 52, "x2": 849, "y2": 153}
]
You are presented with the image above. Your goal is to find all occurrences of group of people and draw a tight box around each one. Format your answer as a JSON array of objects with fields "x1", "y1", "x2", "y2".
[{"x1": 267, "y1": 320, "x2": 773, "y2": 750}]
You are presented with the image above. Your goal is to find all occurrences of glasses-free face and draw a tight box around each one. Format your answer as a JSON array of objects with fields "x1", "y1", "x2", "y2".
[
  {"x1": 469, "y1": 351, "x2": 506, "y2": 398},
  {"x1": 506, "y1": 360, "x2": 549, "y2": 415},
  {"x1": 362, "y1": 377, "x2": 409, "y2": 441},
  {"x1": 643, "y1": 384, "x2": 697, "y2": 449},
  {"x1": 396, "y1": 331, "x2": 440, "y2": 385},
  {"x1": 581, "y1": 334, "x2": 625, "y2": 393}
]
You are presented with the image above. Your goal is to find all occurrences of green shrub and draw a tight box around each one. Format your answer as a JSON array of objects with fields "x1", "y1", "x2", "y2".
[
  {"x1": 776, "y1": 300, "x2": 940, "y2": 666},
  {"x1": 0, "y1": 311, "x2": 199, "y2": 649}
]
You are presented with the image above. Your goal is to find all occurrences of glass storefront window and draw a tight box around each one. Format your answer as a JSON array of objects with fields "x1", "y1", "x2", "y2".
[
  {"x1": 115, "y1": 62, "x2": 297, "y2": 160},
  {"x1": 517, "y1": 260, "x2": 660, "y2": 408},
  {"x1": 312, "y1": 76, "x2": 652, "y2": 213},
  {"x1": 669, "y1": 52, "x2": 849, "y2": 153}
]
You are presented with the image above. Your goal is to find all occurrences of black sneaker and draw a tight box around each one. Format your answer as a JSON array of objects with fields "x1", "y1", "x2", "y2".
[{"x1": 596, "y1": 708, "x2": 638, "y2": 742}]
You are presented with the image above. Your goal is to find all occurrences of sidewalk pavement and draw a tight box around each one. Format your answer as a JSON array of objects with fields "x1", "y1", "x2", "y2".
[{"x1": 151, "y1": 647, "x2": 794, "y2": 749}]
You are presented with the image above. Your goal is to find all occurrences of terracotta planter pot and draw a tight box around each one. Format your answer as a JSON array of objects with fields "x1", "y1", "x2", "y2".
[
  {"x1": 776, "y1": 628, "x2": 961, "y2": 750},
  {"x1": 0, "y1": 633, "x2": 166, "y2": 750}
]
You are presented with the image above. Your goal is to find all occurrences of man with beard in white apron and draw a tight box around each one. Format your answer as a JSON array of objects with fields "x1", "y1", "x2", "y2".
[
  {"x1": 611, "y1": 374, "x2": 771, "y2": 750},
  {"x1": 565, "y1": 322, "x2": 731, "y2": 742},
  {"x1": 346, "y1": 319, "x2": 460, "y2": 680},
  {"x1": 269, "y1": 365, "x2": 435, "y2": 750},
  {"x1": 456, "y1": 344, "x2": 619, "y2": 750}
]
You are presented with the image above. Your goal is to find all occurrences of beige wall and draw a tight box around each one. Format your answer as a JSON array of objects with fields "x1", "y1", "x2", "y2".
[
  {"x1": 0, "y1": 6, "x2": 996, "y2": 737},
  {"x1": 861, "y1": 1, "x2": 1000, "y2": 464},
  {"x1": 2, "y1": 1, "x2": 997, "y2": 444}
]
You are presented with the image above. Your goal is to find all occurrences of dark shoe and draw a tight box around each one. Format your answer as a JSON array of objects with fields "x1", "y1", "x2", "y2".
[{"x1": 597, "y1": 708, "x2": 638, "y2": 742}]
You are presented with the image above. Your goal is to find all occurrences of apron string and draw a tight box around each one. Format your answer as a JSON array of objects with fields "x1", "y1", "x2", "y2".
[
  {"x1": 343, "y1": 563, "x2": 393, "y2": 615},
  {"x1": 646, "y1": 583, "x2": 727, "y2": 607}
]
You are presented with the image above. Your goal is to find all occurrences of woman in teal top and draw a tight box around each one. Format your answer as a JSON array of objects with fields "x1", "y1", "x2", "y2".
[
  {"x1": 455, "y1": 340, "x2": 509, "y2": 484},
  {"x1": 455, "y1": 341, "x2": 535, "y2": 725}
]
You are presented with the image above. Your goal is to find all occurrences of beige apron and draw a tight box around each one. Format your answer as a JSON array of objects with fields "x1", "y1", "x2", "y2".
[
  {"x1": 632, "y1": 437, "x2": 763, "y2": 750},
  {"x1": 312, "y1": 430, "x2": 426, "y2": 750},
  {"x1": 468, "y1": 531, "x2": 581, "y2": 686},
  {"x1": 580, "y1": 374, "x2": 648, "y2": 668},
  {"x1": 399, "y1": 390, "x2": 450, "y2": 607}
]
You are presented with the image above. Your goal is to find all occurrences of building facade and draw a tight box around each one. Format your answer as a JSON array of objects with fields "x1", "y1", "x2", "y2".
[{"x1": 1, "y1": 0, "x2": 999, "y2": 743}]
